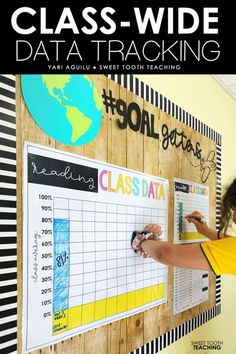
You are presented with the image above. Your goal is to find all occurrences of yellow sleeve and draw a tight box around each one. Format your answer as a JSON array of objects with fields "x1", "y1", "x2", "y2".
[{"x1": 201, "y1": 237, "x2": 236, "y2": 275}]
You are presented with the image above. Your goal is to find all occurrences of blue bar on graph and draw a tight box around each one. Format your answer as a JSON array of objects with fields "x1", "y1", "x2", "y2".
[{"x1": 53, "y1": 219, "x2": 70, "y2": 313}]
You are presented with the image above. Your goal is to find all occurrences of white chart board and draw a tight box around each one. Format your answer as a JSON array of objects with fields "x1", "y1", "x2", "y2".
[
  {"x1": 173, "y1": 267, "x2": 209, "y2": 315},
  {"x1": 174, "y1": 178, "x2": 209, "y2": 244},
  {"x1": 173, "y1": 178, "x2": 209, "y2": 314},
  {"x1": 23, "y1": 142, "x2": 168, "y2": 352}
]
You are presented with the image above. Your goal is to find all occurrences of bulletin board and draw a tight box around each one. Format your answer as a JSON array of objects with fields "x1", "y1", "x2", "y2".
[{"x1": 0, "y1": 73, "x2": 222, "y2": 354}]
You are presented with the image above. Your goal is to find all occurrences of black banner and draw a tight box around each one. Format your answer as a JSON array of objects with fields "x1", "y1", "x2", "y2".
[
  {"x1": 175, "y1": 182, "x2": 189, "y2": 193},
  {"x1": 0, "y1": 0, "x2": 234, "y2": 74},
  {"x1": 28, "y1": 153, "x2": 98, "y2": 192}
]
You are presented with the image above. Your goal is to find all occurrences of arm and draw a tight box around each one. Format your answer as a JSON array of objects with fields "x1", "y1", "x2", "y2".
[{"x1": 141, "y1": 240, "x2": 211, "y2": 271}]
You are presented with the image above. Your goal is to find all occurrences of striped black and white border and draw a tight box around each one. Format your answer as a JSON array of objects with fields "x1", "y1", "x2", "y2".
[
  {"x1": 215, "y1": 144, "x2": 222, "y2": 308},
  {"x1": 106, "y1": 74, "x2": 222, "y2": 354},
  {"x1": 0, "y1": 74, "x2": 17, "y2": 354}
]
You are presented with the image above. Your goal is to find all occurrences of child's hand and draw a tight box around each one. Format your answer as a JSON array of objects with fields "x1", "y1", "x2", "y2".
[
  {"x1": 131, "y1": 233, "x2": 154, "y2": 257},
  {"x1": 185, "y1": 211, "x2": 209, "y2": 235},
  {"x1": 131, "y1": 228, "x2": 161, "y2": 258},
  {"x1": 143, "y1": 224, "x2": 162, "y2": 237}
]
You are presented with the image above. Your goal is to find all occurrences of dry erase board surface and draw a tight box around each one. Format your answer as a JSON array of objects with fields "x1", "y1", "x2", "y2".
[{"x1": 15, "y1": 75, "x2": 218, "y2": 354}]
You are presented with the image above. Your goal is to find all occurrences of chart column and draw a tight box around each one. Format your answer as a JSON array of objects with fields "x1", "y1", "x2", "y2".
[{"x1": 53, "y1": 198, "x2": 70, "y2": 335}]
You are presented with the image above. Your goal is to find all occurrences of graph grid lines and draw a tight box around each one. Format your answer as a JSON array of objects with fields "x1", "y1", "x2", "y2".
[{"x1": 52, "y1": 196, "x2": 167, "y2": 334}]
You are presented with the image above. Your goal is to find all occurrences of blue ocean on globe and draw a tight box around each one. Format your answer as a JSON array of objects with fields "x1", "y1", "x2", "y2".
[{"x1": 21, "y1": 75, "x2": 103, "y2": 146}]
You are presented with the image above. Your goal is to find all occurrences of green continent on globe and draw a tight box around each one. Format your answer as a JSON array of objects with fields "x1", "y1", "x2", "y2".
[
  {"x1": 42, "y1": 75, "x2": 92, "y2": 143},
  {"x1": 85, "y1": 76, "x2": 103, "y2": 111}
]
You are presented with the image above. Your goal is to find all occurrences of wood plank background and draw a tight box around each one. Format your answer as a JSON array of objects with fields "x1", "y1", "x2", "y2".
[{"x1": 16, "y1": 75, "x2": 216, "y2": 354}]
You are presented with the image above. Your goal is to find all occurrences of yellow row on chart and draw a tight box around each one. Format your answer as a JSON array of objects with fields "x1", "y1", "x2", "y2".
[
  {"x1": 53, "y1": 283, "x2": 165, "y2": 335},
  {"x1": 180, "y1": 232, "x2": 208, "y2": 241}
]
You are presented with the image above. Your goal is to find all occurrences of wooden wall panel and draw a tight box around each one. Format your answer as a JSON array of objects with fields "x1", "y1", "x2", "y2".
[
  {"x1": 15, "y1": 74, "x2": 217, "y2": 354},
  {"x1": 143, "y1": 100, "x2": 161, "y2": 344},
  {"x1": 125, "y1": 89, "x2": 145, "y2": 353}
]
